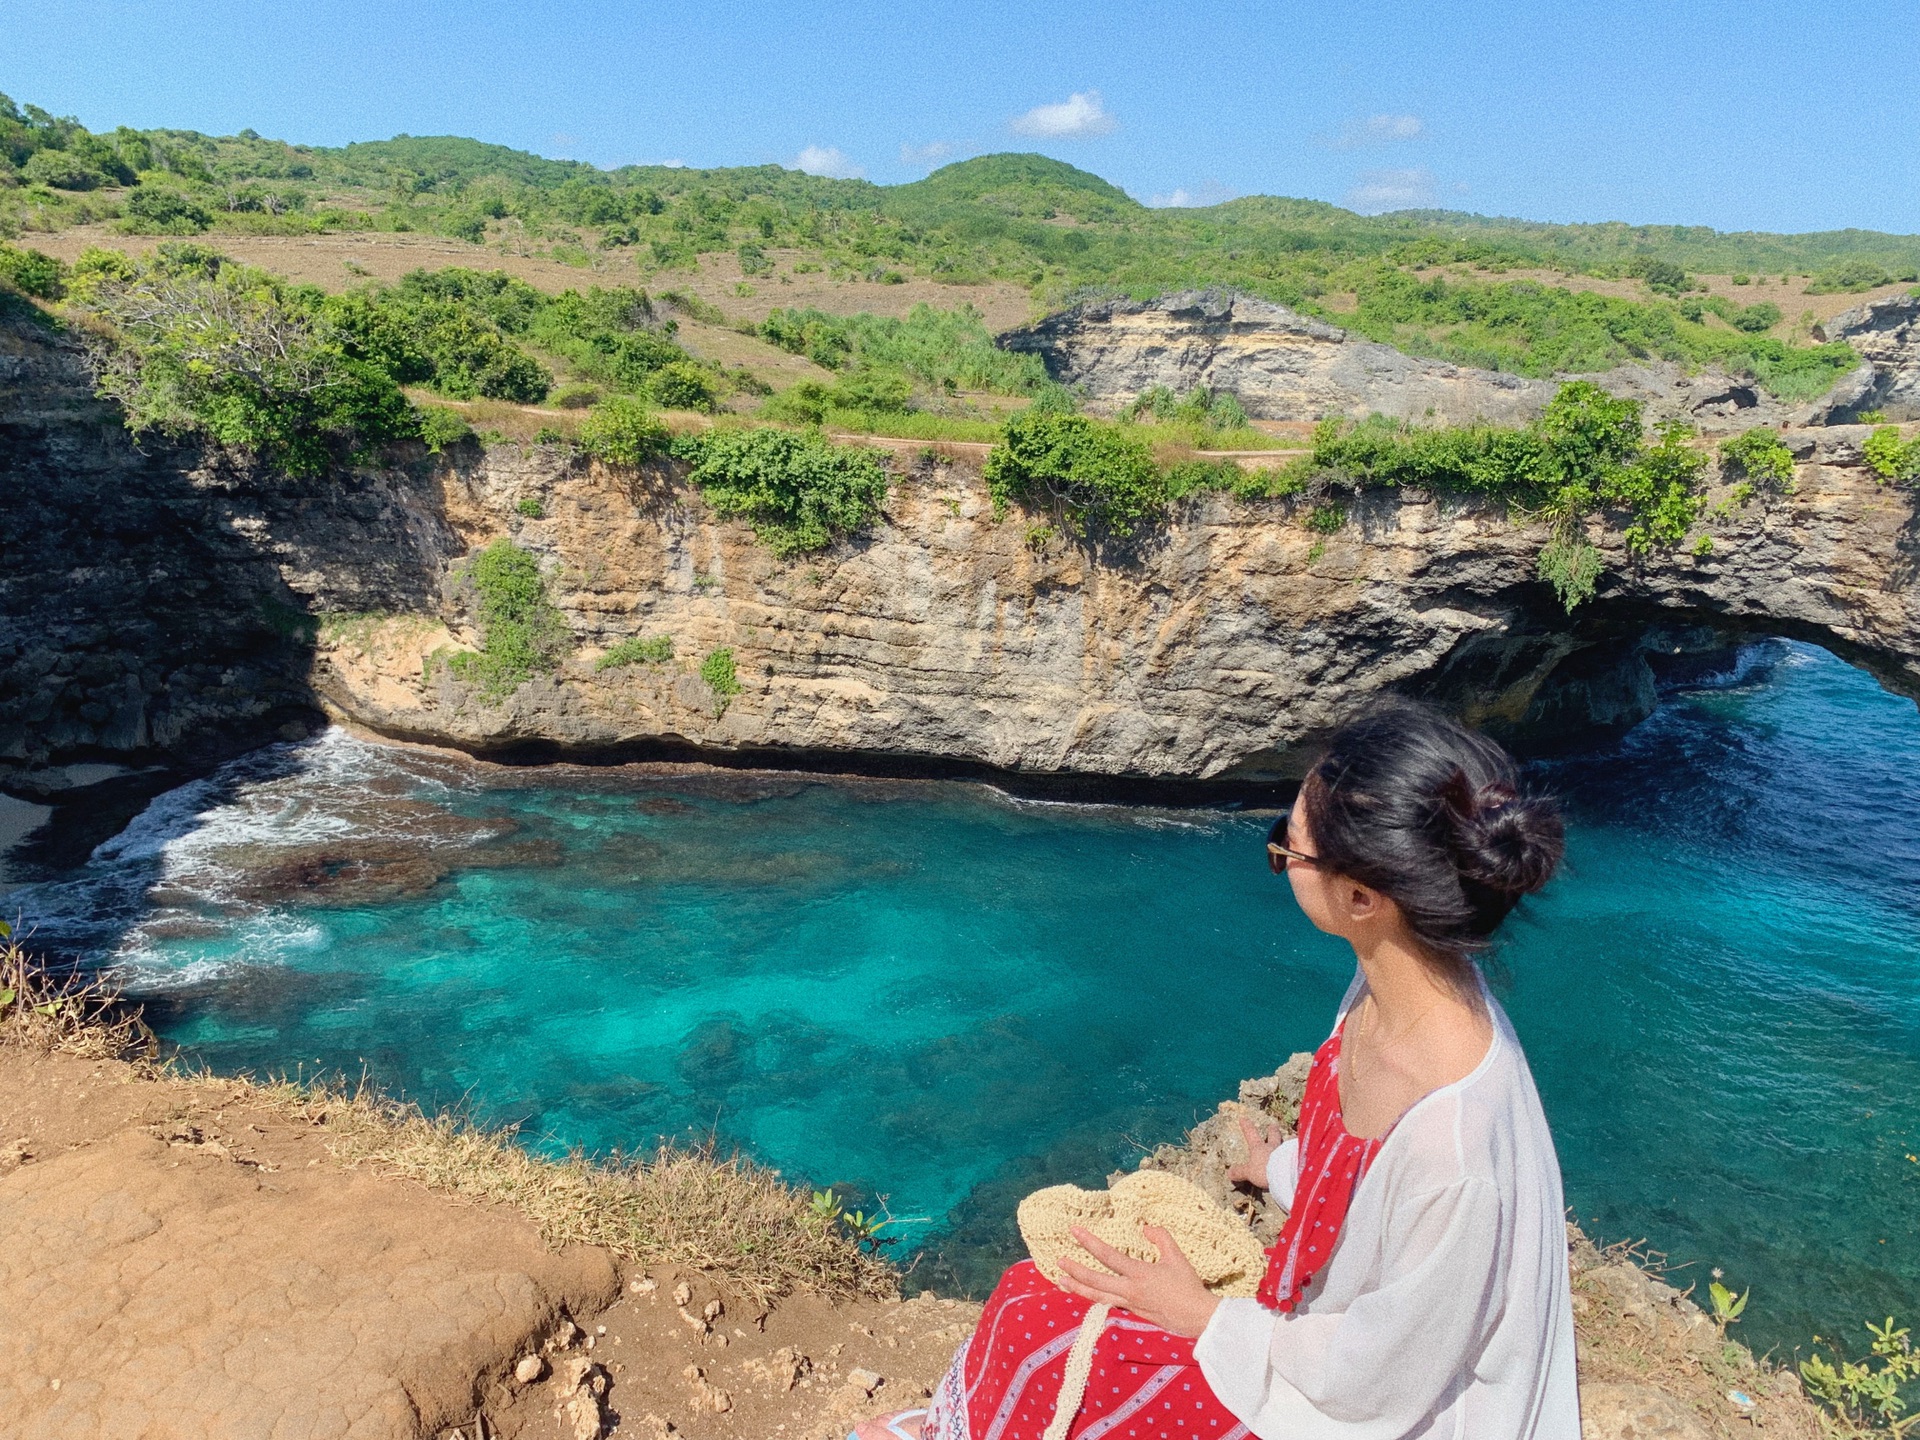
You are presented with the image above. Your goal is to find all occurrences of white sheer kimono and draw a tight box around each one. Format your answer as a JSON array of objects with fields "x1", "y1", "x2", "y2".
[{"x1": 1194, "y1": 977, "x2": 1581, "y2": 1439}]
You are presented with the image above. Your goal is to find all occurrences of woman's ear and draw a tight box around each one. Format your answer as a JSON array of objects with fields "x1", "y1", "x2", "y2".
[{"x1": 1345, "y1": 882, "x2": 1382, "y2": 920}]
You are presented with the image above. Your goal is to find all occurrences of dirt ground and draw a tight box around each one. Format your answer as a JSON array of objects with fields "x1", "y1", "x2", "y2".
[
  {"x1": 0, "y1": 1049, "x2": 977, "y2": 1440},
  {"x1": 25, "y1": 228, "x2": 1035, "y2": 330}
]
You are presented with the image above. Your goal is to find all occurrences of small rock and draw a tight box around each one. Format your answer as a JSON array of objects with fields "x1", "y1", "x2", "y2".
[
  {"x1": 556, "y1": 1356, "x2": 593, "y2": 1392},
  {"x1": 1578, "y1": 1382, "x2": 1712, "y2": 1440},
  {"x1": 514, "y1": 1355, "x2": 546, "y2": 1385},
  {"x1": 632, "y1": 1276, "x2": 658, "y2": 1294},
  {"x1": 713, "y1": 1333, "x2": 728, "y2": 1348},
  {"x1": 595, "y1": 1325, "x2": 607, "y2": 1336},
  {"x1": 847, "y1": 1368, "x2": 884, "y2": 1395},
  {"x1": 672, "y1": 1281, "x2": 693, "y2": 1307},
  {"x1": 703, "y1": 1298, "x2": 724, "y2": 1322},
  {"x1": 584, "y1": 1334, "x2": 595, "y2": 1350}
]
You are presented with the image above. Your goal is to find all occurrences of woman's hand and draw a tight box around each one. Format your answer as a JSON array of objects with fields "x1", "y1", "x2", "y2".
[
  {"x1": 1226, "y1": 1113, "x2": 1281, "y2": 1189},
  {"x1": 1055, "y1": 1225, "x2": 1222, "y2": 1339}
]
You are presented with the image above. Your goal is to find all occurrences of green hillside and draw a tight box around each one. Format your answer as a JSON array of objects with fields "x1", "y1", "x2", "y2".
[{"x1": 4, "y1": 90, "x2": 1916, "y2": 398}]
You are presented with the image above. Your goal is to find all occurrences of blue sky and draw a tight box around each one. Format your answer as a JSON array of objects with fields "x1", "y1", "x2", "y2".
[{"x1": 9, "y1": 0, "x2": 1920, "y2": 234}]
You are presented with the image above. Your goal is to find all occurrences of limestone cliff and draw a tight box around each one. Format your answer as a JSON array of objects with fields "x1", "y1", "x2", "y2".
[
  {"x1": 5, "y1": 304, "x2": 1918, "y2": 797},
  {"x1": 1815, "y1": 293, "x2": 1920, "y2": 422},
  {"x1": 307, "y1": 427, "x2": 1920, "y2": 784},
  {"x1": 998, "y1": 289, "x2": 1814, "y2": 428}
]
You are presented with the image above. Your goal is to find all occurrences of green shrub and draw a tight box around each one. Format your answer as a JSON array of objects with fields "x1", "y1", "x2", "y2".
[
  {"x1": 645, "y1": 360, "x2": 719, "y2": 411},
  {"x1": 516, "y1": 496, "x2": 545, "y2": 518},
  {"x1": 1126, "y1": 384, "x2": 1248, "y2": 432},
  {"x1": 1305, "y1": 502, "x2": 1347, "y2": 534},
  {"x1": 700, "y1": 647, "x2": 742, "y2": 696},
  {"x1": 1730, "y1": 301, "x2": 1781, "y2": 333},
  {"x1": 1864, "y1": 426, "x2": 1920, "y2": 485},
  {"x1": 445, "y1": 539, "x2": 571, "y2": 698},
  {"x1": 0, "y1": 243, "x2": 64, "y2": 299},
  {"x1": 676, "y1": 427, "x2": 890, "y2": 556},
  {"x1": 1799, "y1": 1316, "x2": 1917, "y2": 1435},
  {"x1": 1628, "y1": 257, "x2": 1692, "y2": 297},
  {"x1": 984, "y1": 411, "x2": 1164, "y2": 537},
  {"x1": 552, "y1": 382, "x2": 601, "y2": 409},
  {"x1": 21, "y1": 148, "x2": 110, "y2": 190},
  {"x1": 122, "y1": 185, "x2": 212, "y2": 233},
  {"x1": 417, "y1": 404, "x2": 473, "y2": 453},
  {"x1": 758, "y1": 304, "x2": 1049, "y2": 395},
  {"x1": 1719, "y1": 428, "x2": 1796, "y2": 489},
  {"x1": 595, "y1": 634, "x2": 674, "y2": 670},
  {"x1": 1603, "y1": 419, "x2": 1707, "y2": 554},
  {"x1": 1537, "y1": 534, "x2": 1602, "y2": 613},
  {"x1": 68, "y1": 248, "x2": 418, "y2": 474},
  {"x1": 577, "y1": 395, "x2": 671, "y2": 465},
  {"x1": 1806, "y1": 260, "x2": 1893, "y2": 295}
]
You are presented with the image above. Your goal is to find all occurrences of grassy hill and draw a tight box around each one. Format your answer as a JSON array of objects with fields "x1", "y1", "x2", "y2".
[{"x1": 5, "y1": 90, "x2": 1918, "y2": 400}]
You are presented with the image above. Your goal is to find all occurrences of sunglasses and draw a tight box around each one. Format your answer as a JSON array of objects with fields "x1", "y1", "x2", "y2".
[{"x1": 1265, "y1": 816, "x2": 1321, "y2": 874}]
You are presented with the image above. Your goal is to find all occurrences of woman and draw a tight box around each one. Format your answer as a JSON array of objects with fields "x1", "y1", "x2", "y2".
[{"x1": 861, "y1": 698, "x2": 1580, "y2": 1440}]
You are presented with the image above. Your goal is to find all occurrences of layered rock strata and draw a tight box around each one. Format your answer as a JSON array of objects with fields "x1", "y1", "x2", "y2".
[
  {"x1": 305, "y1": 428, "x2": 1919, "y2": 782},
  {"x1": 1816, "y1": 293, "x2": 1920, "y2": 422},
  {"x1": 1000, "y1": 289, "x2": 1829, "y2": 428},
  {"x1": 5, "y1": 306, "x2": 1918, "y2": 794}
]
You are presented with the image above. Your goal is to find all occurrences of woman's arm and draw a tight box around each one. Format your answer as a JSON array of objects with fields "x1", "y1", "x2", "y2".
[{"x1": 1195, "y1": 1177, "x2": 1506, "y2": 1440}]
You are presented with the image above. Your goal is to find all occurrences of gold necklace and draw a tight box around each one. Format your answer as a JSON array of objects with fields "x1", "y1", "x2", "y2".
[{"x1": 1351, "y1": 992, "x2": 1444, "y2": 1080}]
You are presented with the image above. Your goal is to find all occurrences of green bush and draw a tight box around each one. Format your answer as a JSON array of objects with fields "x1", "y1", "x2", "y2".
[
  {"x1": 1126, "y1": 384, "x2": 1248, "y2": 432},
  {"x1": 1628, "y1": 257, "x2": 1691, "y2": 297},
  {"x1": 984, "y1": 411, "x2": 1164, "y2": 537},
  {"x1": 700, "y1": 647, "x2": 743, "y2": 696},
  {"x1": 595, "y1": 634, "x2": 674, "y2": 670},
  {"x1": 577, "y1": 395, "x2": 672, "y2": 465},
  {"x1": 676, "y1": 427, "x2": 890, "y2": 556},
  {"x1": 68, "y1": 248, "x2": 418, "y2": 474},
  {"x1": 1719, "y1": 428, "x2": 1796, "y2": 489},
  {"x1": 445, "y1": 539, "x2": 571, "y2": 698},
  {"x1": 122, "y1": 185, "x2": 212, "y2": 233},
  {"x1": 1806, "y1": 260, "x2": 1893, "y2": 295},
  {"x1": 1864, "y1": 426, "x2": 1920, "y2": 485},
  {"x1": 516, "y1": 496, "x2": 544, "y2": 518},
  {"x1": 1602, "y1": 419, "x2": 1707, "y2": 555},
  {"x1": 417, "y1": 404, "x2": 473, "y2": 453},
  {"x1": 0, "y1": 243, "x2": 65, "y2": 299},
  {"x1": 1730, "y1": 301, "x2": 1781, "y2": 333},
  {"x1": 758, "y1": 304, "x2": 1049, "y2": 395},
  {"x1": 644, "y1": 360, "x2": 719, "y2": 411},
  {"x1": 21, "y1": 148, "x2": 110, "y2": 190},
  {"x1": 552, "y1": 382, "x2": 601, "y2": 409}
]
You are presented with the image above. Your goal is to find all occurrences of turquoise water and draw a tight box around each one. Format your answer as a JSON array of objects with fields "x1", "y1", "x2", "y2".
[{"x1": 19, "y1": 640, "x2": 1920, "y2": 1354}]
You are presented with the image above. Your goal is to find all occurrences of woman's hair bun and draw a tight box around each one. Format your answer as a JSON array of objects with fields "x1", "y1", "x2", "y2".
[
  {"x1": 1302, "y1": 697, "x2": 1566, "y2": 968},
  {"x1": 1439, "y1": 771, "x2": 1564, "y2": 898}
]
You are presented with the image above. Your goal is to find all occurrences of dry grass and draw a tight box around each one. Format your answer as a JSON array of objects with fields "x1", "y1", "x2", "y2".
[
  {"x1": 0, "y1": 933, "x2": 153, "y2": 1060},
  {"x1": 4, "y1": 929, "x2": 894, "y2": 1305},
  {"x1": 258, "y1": 1080, "x2": 898, "y2": 1306}
]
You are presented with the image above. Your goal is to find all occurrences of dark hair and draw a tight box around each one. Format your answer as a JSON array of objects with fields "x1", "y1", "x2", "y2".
[{"x1": 1300, "y1": 697, "x2": 1564, "y2": 973}]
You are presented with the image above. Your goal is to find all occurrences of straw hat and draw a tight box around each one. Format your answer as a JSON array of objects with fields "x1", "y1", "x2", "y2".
[{"x1": 1017, "y1": 1168, "x2": 1268, "y2": 1299}]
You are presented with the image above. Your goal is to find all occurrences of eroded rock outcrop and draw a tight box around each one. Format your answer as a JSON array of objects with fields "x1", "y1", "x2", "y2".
[
  {"x1": 999, "y1": 289, "x2": 1807, "y2": 428},
  {"x1": 5, "y1": 305, "x2": 1918, "y2": 794},
  {"x1": 1816, "y1": 293, "x2": 1920, "y2": 422}
]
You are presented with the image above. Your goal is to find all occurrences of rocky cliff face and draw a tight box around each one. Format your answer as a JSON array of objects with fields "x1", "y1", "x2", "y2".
[
  {"x1": 0, "y1": 307, "x2": 457, "y2": 833},
  {"x1": 998, "y1": 289, "x2": 1814, "y2": 429},
  {"x1": 6, "y1": 306, "x2": 1918, "y2": 797},
  {"x1": 306, "y1": 426, "x2": 1920, "y2": 784},
  {"x1": 1815, "y1": 293, "x2": 1920, "y2": 422}
]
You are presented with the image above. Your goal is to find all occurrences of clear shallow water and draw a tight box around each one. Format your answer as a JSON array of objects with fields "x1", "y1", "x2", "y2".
[{"x1": 17, "y1": 640, "x2": 1920, "y2": 1354}]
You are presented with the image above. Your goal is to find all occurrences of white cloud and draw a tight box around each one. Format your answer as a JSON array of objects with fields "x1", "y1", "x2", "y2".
[
  {"x1": 1324, "y1": 113, "x2": 1425, "y2": 151},
  {"x1": 900, "y1": 140, "x2": 956, "y2": 168},
  {"x1": 1146, "y1": 179, "x2": 1237, "y2": 208},
  {"x1": 793, "y1": 144, "x2": 865, "y2": 179},
  {"x1": 1344, "y1": 167, "x2": 1438, "y2": 213},
  {"x1": 1010, "y1": 91, "x2": 1117, "y2": 139}
]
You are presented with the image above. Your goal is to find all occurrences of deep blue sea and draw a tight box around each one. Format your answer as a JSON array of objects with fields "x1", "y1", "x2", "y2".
[{"x1": 18, "y1": 640, "x2": 1920, "y2": 1356}]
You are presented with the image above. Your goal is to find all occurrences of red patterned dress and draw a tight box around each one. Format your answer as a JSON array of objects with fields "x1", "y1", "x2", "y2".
[{"x1": 920, "y1": 1025, "x2": 1384, "y2": 1440}]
